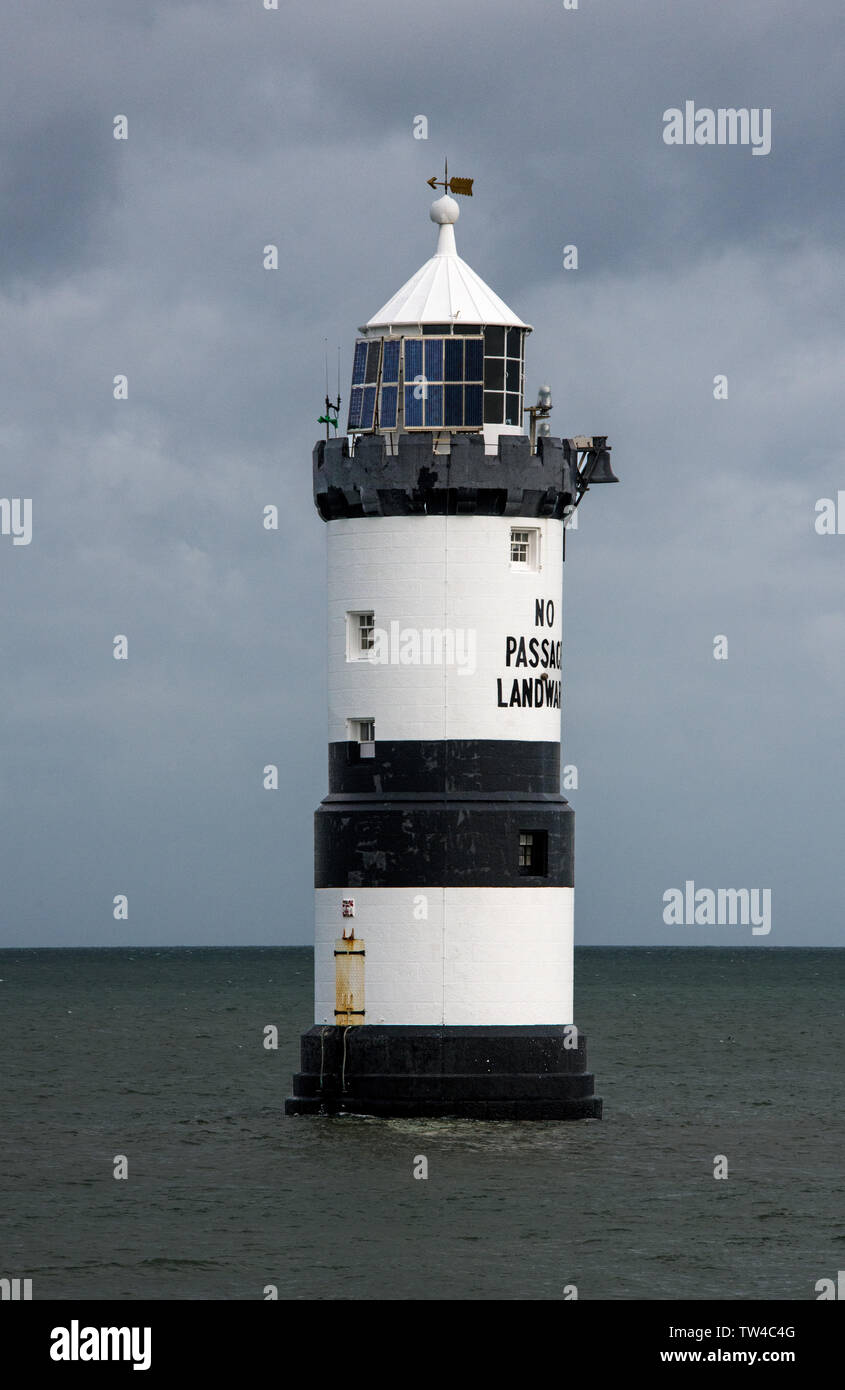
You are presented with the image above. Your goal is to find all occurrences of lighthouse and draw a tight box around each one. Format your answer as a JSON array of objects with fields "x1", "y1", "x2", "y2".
[{"x1": 285, "y1": 178, "x2": 617, "y2": 1120}]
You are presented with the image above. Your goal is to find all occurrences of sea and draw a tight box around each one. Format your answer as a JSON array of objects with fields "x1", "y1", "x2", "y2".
[{"x1": 1, "y1": 947, "x2": 842, "y2": 1301}]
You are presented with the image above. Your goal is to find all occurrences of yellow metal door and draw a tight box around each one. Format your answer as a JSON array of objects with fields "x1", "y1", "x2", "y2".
[{"x1": 334, "y1": 934, "x2": 365, "y2": 1025}]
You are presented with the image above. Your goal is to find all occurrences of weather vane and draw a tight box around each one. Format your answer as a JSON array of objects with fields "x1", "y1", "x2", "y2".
[{"x1": 426, "y1": 157, "x2": 474, "y2": 198}]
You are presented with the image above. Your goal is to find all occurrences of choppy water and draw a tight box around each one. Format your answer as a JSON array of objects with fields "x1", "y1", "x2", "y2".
[{"x1": 1, "y1": 947, "x2": 842, "y2": 1300}]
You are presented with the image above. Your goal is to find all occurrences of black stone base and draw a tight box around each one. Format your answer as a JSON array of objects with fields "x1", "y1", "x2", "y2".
[{"x1": 284, "y1": 1025, "x2": 602, "y2": 1121}]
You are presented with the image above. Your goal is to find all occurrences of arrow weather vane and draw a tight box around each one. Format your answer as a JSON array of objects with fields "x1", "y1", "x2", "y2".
[{"x1": 427, "y1": 157, "x2": 474, "y2": 198}]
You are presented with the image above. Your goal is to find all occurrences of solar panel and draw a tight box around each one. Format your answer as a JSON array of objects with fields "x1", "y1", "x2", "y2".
[
  {"x1": 382, "y1": 339, "x2": 400, "y2": 383},
  {"x1": 424, "y1": 338, "x2": 443, "y2": 385},
  {"x1": 386, "y1": 334, "x2": 492, "y2": 430},
  {"x1": 445, "y1": 383, "x2": 463, "y2": 426},
  {"x1": 360, "y1": 385, "x2": 377, "y2": 430},
  {"x1": 347, "y1": 387, "x2": 364, "y2": 430},
  {"x1": 464, "y1": 385, "x2": 483, "y2": 427},
  {"x1": 425, "y1": 384, "x2": 443, "y2": 428},
  {"x1": 404, "y1": 338, "x2": 423, "y2": 381},
  {"x1": 444, "y1": 338, "x2": 463, "y2": 382},
  {"x1": 465, "y1": 339, "x2": 483, "y2": 381},
  {"x1": 404, "y1": 385, "x2": 424, "y2": 428},
  {"x1": 365, "y1": 341, "x2": 381, "y2": 384},
  {"x1": 380, "y1": 385, "x2": 398, "y2": 428},
  {"x1": 351, "y1": 340, "x2": 368, "y2": 387}
]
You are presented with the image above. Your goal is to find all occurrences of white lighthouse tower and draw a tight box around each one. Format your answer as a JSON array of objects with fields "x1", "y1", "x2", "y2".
[{"x1": 286, "y1": 180, "x2": 617, "y2": 1119}]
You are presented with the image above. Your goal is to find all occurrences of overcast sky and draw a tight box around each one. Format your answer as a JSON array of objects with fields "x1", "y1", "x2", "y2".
[{"x1": 1, "y1": 0, "x2": 843, "y2": 948}]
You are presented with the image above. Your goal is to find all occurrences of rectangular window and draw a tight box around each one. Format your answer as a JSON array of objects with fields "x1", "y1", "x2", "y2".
[
  {"x1": 510, "y1": 527, "x2": 540, "y2": 569},
  {"x1": 518, "y1": 830, "x2": 548, "y2": 876},
  {"x1": 348, "y1": 717, "x2": 376, "y2": 758},
  {"x1": 347, "y1": 612, "x2": 375, "y2": 660}
]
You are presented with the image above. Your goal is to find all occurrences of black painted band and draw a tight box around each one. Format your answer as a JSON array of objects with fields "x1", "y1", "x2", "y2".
[
  {"x1": 315, "y1": 798, "x2": 573, "y2": 888},
  {"x1": 285, "y1": 1026, "x2": 601, "y2": 1120},
  {"x1": 328, "y1": 739, "x2": 561, "y2": 795},
  {"x1": 313, "y1": 432, "x2": 582, "y2": 520}
]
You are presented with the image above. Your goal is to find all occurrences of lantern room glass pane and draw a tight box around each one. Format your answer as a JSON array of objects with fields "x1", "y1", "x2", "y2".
[
  {"x1": 505, "y1": 393, "x2": 521, "y2": 426},
  {"x1": 484, "y1": 326, "x2": 505, "y2": 356},
  {"x1": 484, "y1": 391, "x2": 504, "y2": 423},
  {"x1": 484, "y1": 357, "x2": 504, "y2": 391},
  {"x1": 506, "y1": 359, "x2": 521, "y2": 393},
  {"x1": 506, "y1": 327, "x2": 522, "y2": 358}
]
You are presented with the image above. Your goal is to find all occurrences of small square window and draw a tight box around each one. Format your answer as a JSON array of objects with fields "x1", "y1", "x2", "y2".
[
  {"x1": 510, "y1": 527, "x2": 540, "y2": 569},
  {"x1": 347, "y1": 611, "x2": 375, "y2": 660},
  {"x1": 518, "y1": 830, "x2": 548, "y2": 877},
  {"x1": 348, "y1": 718, "x2": 376, "y2": 758}
]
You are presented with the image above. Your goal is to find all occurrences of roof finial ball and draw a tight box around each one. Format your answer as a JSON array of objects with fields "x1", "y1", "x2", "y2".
[{"x1": 430, "y1": 194, "x2": 460, "y2": 225}]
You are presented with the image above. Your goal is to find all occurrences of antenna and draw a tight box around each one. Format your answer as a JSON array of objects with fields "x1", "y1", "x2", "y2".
[{"x1": 318, "y1": 337, "x2": 341, "y2": 439}]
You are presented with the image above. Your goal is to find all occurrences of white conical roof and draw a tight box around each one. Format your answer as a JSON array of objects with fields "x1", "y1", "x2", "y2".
[{"x1": 363, "y1": 196, "x2": 531, "y2": 332}]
